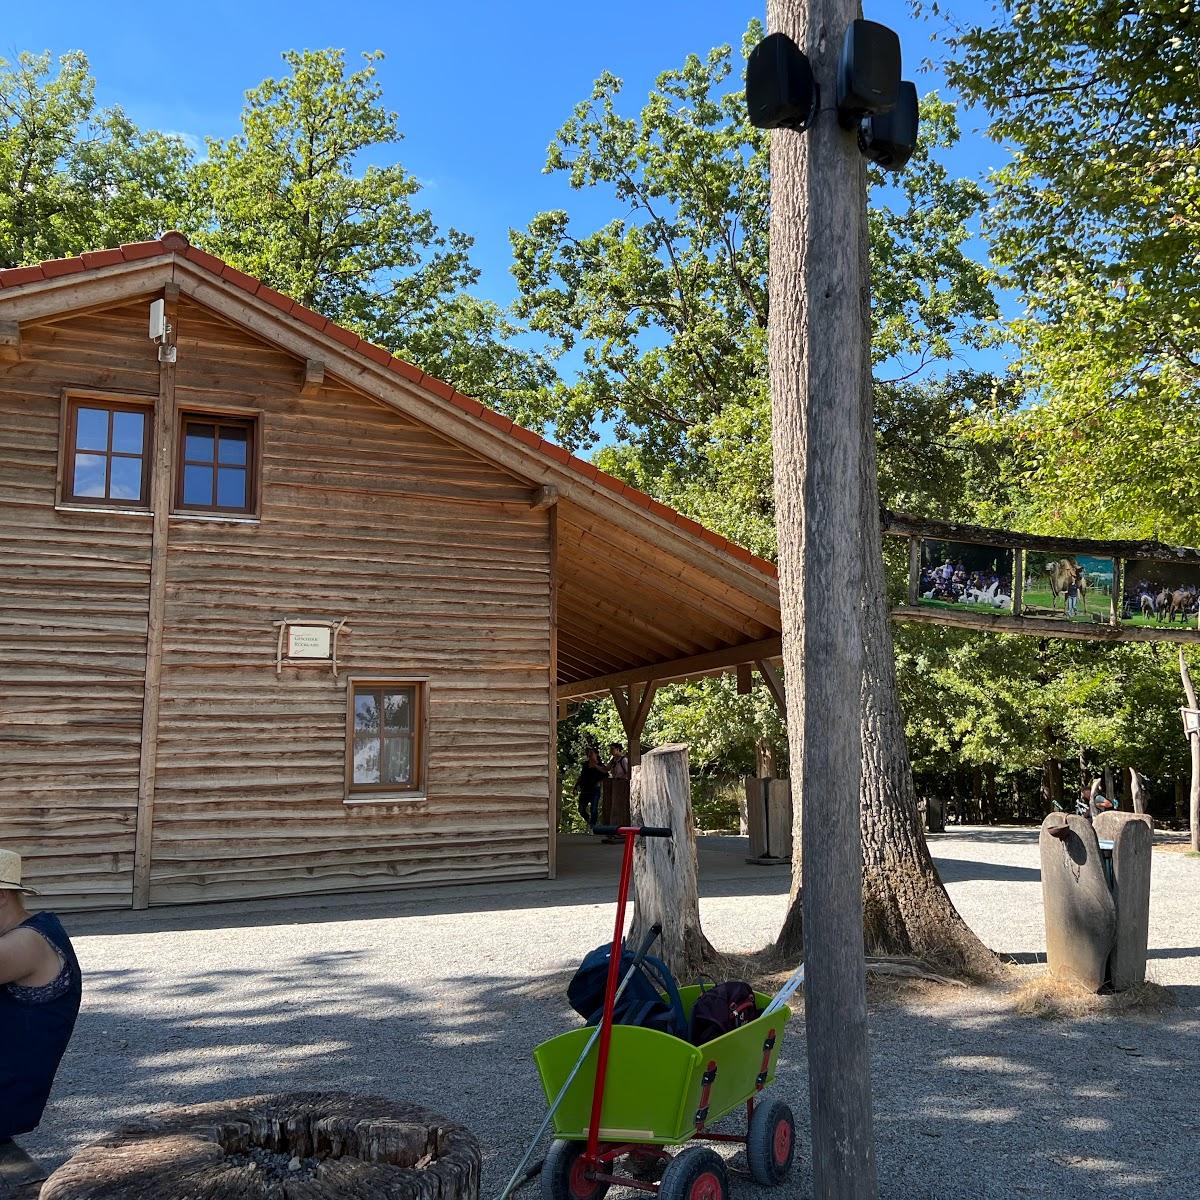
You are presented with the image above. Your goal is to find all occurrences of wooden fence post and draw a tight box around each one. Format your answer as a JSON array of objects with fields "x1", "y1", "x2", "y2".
[{"x1": 627, "y1": 744, "x2": 716, "y2": 981}]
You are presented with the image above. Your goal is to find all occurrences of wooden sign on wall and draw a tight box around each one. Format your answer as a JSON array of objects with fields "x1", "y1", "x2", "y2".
[{"x1": 274, "y1": 618, "x2": 348, "y2": 677}]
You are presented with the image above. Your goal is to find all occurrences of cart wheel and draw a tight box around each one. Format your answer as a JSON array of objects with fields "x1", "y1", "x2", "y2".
[
  {"x1": 541, "y1": 1140, "x2": 610, "y2": 1200},
  {"x1": 659, "y1": 1147, "x2": 729, "y2": 1200},
  {"x1": 747, "y1": 1098, "x2": 796, "y2": 1186}
]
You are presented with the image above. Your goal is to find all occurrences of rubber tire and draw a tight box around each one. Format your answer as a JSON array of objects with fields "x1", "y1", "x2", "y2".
[
  {"x1": 540, "y1": 1140, "x2": 610, "y2": 1200},
  {"x1": 658, "y1": 1147, "x2": 729, "y2": 1200},
  {"x1": 746, "y1": 1098, "x2": 796, "y2": 1186}
]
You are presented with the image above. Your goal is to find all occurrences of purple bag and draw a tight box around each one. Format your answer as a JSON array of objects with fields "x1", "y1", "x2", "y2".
[{"x1": 689, "y1": 980, "x2": 759, "y2": 1045}]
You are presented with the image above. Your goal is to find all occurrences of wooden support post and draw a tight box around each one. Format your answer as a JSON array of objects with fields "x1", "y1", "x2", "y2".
[
  {"x1": 0, "y1": 320, "x2": 20, "y2": 363},
  {"x1": 609, "y1": 680, "x2": 659, "y2": 767},
  {"x1": 299, "y1": 358, "x2": 325, "y2": 396},
  {"x1": 1011, "y1": 550, "x2": 1024, "y2": 618},
  {"x1": 907, "y1": 536, "x2": 920, "y2": 605},
  {"x1": 755, "y1": 659, "x2": 787, "y2": 717},
  {"x1": 767, "y1": 2, "x2": 877, "y2": 1194},
  {"x1": 627, "y1": 744, "x2": 716, "y2": 980},
  {"x1": 132, "y1": 285, "x2": 179, "y2": 910},
  {"x1": 736, "y1": 662, "x2": 753, "y2": 695},
  {"x1": 548, "y1": 504, "x2": 559, "y2": 879},
  {"x1": 1180, "y1": 649, "x2": 1200, "y2": 853}
]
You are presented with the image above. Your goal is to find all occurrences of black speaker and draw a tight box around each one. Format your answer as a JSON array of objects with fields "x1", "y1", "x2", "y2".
[
  {"x1": 837, "y1": 19, "x2": 901, "y2": 129},
  {"x1": 746, "y1": 32, "x2": 819, "y2": 132},
  {"x1": 859, "y1": 81, "x2": 919, "y2": 171}
]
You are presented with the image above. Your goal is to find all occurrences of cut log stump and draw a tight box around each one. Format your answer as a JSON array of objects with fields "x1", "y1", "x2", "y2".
[
  {"x1": 39, "y1": 1092, "x2": 481, "y2": 1200},
  {"x1": 1039, "y1": 813, "x2": 1116, "y2": 991},
  {"x1": 628, "y1": 744, "x2": 717, "y2": 981}
]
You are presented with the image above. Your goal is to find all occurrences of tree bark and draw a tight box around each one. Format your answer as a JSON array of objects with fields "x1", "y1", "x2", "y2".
[
  {"x1": 770, "y1": 8, "x2": 997, "y2": 984},
  {"x1": 627, "y1": 744, "x2": 718, "y2": 980},
  {"x1": 1179, "y1": 649, "x2": 1200, "y2": 852},
  {"x1": 767, "y1": 1, "x2": 877, "y2": 1193}
]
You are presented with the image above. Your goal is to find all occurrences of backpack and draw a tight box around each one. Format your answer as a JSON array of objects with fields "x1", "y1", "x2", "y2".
[
  {"x1": 567, "y1": 943, "x2": 688, "y2": 1038},
  {"x1": 689, "y1": 980, "x2": 759, "y2": 1045}
]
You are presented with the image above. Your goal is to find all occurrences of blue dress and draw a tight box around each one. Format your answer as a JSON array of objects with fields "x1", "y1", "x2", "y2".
[{"x1": 0, "y1": 912, "x2": 83, "y2": 1138}]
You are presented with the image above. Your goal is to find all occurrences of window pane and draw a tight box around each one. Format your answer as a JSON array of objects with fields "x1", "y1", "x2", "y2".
[
  {"x1": 216, "y1": 466, "x2": 248, "y2": 509},
  {"x1": 111, "y1": 410, "x2": 144, "y2": 454},
  {"x1": 381, "y1": 737, "x2": 413, "y2": 785},
  {"x1": 109, "y1": 456, "x2": 143, "y2": 501},
  {"x1": 75, "y1": 408, "x2": 109, "y2": 452},
  {"x1": 353, "y1": 734, "x2": 381, "y2": 785},
  {"x1": 354, "y1": 691, "x2": 380, "y2": 736},
  {"x1": 73, "y1": 453, "x2": 107, "y2": 497},
  {"x1": 382, "y1": 690, "x2": 412, "y2": 733},
  {"x1": 185, "y1": 424, "x2": 215, "y2": 463},
  {"x1": 182, "y1": 464, "x2": 213, "y2": 506},
  {"x1": 218, "y1": 426, "x2": 248, "y2": 465}
]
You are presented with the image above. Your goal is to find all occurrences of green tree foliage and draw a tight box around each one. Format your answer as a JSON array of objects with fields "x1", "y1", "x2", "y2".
[
  {"x1": 930, "y1": 1, "x2": 1200, "y2": 540},
  {"x1": 0, "y1": 50, "x2": 193, "y2": 267},
  {"x1": 194, "y1": 48, "x2": 551, "y2": 416},
  {"x1": 514, "y1": 28, "x2": 997, "y2": 774}
]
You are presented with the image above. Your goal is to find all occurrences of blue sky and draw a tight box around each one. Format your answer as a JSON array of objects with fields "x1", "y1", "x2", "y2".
[{"x1": 5, "y1": 1, "x2": 1010, "y2": 382}]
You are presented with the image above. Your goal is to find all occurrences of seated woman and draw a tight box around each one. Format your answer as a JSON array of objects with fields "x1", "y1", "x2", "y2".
[{"x1": 0, "y1": 850, "x2": 83, "y2": 1159}]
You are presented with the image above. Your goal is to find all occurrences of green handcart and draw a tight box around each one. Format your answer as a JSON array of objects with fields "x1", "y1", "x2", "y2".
[{"x1": 531, "y1": 825, "x2": 797, "y2": 1200}]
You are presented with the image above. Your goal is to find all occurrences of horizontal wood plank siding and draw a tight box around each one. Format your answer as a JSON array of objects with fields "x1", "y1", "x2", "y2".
[
  {"x1": 147, "y1": 300, "x2": 551, "y2": 905},
  {"x1": 0, "y1": 304, "x2": 159, "y2": 908}
]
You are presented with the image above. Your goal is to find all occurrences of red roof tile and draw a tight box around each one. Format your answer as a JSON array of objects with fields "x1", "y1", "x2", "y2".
[
  {"x1": 80, "y1": 249, "x2": 125, "y2": 270},
  {"x1": 0, "y1": 265, "x2": 46, "y2": 287},
  {"x1": 220, "y1": 264, "x2": 260, "y2": 294},
  {"x1": 120, "y1": 240, "x2": 166, "y2": 261},
  {"x1": 0, "y1": 237, "x2": 777, "y2": 582}
]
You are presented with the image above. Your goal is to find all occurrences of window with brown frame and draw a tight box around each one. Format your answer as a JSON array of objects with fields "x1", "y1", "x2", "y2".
[
  {"x1": 175, "y1": 414, "x2": 257, "y2": 514},
  {"x1": 347, "y1": 682, "x2": 424, "y2": 795},
  {"x1": 64, "y1": 399, "x2": 152, "y2": 506}
]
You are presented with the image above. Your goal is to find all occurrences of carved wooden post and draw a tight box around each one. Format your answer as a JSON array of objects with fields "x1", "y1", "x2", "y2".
[
  {"x1": 1039, "y1": 813, "x2": 1116, "y2": 991},
  {"x1": 1094, "y1": 811, "x2": 1153, "y2": 990},
  {"x1": 627, "y1": 744, "x2": 716, "y2": 981},
  {"x1": 1128, "y1": 767, "x2": 1147, "y2": 815}
]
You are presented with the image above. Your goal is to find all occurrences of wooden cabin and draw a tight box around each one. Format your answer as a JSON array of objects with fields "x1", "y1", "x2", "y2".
[{"x1": 0, "y1": 234, "x2": 782, "y2": 911}]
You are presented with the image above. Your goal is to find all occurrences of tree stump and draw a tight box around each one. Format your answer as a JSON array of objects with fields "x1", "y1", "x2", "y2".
[
  {"x1": 1039, "y1": 813, "x2": 1116, "y2": 991},
  {"x1": 1094, "y1": 811, "x2": 1154, "y2": 990},
  {"x1": 39, "y1": 1093, "x2": 481, "y2": 1200},
  {"x1": 627, "y1": 744, "x2": 717, "y2": 981}
]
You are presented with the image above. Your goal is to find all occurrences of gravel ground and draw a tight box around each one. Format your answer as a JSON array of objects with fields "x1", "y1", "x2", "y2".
[{"x1": 19, "y1": 827, "x2": 1200, "y2": 1199}]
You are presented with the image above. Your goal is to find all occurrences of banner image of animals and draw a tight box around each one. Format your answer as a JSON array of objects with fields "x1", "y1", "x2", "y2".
[
  {"x1": 918, "y1": 540, "x2": 1014, "y2": 613},
  {"x1": 1121, "y1": 560, "x2": 1200, "y2": 628},
  {"x1": 1023, "y1": 552, "x2": 1115, "y2": 623}
]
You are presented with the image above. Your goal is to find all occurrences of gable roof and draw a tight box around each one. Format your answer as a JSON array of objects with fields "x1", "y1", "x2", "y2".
[{"x1": 0, "y1": 233, "x2": 781, "y2": 696}]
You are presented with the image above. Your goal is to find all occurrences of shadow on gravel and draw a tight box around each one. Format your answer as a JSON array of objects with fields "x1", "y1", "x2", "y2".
[
  {"x1": 30, "y1": 956, "x2": 1200, "y2": 1200},
  {"x1": 933, "y1": 857, "x2": 1042, "y2": 885}
]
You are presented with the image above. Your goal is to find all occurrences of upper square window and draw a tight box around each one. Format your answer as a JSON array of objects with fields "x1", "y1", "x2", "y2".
[
  {"x1": 64, "y1": 400, "x2": 151, "y2": 507},
  {"x1": 175, "y1": 415, "x2": 257, "y2": 515}
]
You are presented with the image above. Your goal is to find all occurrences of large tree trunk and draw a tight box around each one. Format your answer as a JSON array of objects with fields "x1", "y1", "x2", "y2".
[
  {"x1": 772, "y1": 238, "x2": 998, "y2": 981},
  {"x1": 627, "y1": 744, "x2": 717, "y2": 980},
  {"x1": 767, "y1": 1, "x2": 877, "y2": 1193}
]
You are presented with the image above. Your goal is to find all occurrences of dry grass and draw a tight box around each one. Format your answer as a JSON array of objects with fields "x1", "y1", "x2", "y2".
[{"x1": 1012, "y1": 968, "x2": 1176, "y2": 1020}]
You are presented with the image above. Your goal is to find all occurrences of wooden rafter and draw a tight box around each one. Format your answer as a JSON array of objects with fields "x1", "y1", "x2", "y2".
[{"x1": 558, "y1": 636, "x2": 783, "y2": 699}]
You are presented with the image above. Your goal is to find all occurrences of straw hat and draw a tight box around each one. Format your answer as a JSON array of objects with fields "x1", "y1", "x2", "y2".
[{"x1": 0, "y1": 849, "x2": 39, "y2": 895}]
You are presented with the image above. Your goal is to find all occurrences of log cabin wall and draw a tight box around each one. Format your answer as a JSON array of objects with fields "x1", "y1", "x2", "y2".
[
  {"x1": 1, "y1": 296, "x2": 553, "y2": 909},
  {"x1": 0, "y1": 303, "x2": 160, "y2": 907}
]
